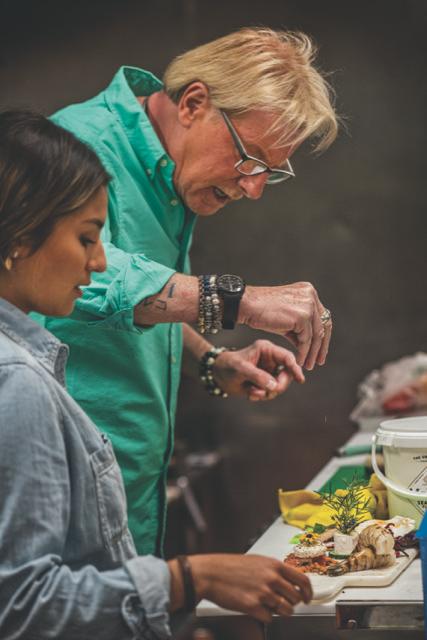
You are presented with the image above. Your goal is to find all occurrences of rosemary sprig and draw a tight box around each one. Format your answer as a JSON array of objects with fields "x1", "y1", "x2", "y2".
[{"x1": 316, "y1": 475, "x2": 372, "y2": 534}]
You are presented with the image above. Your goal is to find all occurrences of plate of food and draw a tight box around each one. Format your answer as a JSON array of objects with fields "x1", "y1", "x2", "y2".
[{"x1": 284, "y1": 516, "x2": 418, "y2": 601}]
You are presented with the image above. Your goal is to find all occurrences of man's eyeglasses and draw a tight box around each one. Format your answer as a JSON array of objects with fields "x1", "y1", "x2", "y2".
[{"x1": 220, "y1": 110, "x2": 295, "y2": 185}]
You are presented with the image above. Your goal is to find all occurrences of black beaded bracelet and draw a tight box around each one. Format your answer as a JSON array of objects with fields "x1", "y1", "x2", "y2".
[
  {"x1": 197, "y1": 275, "x2": 222, "y2": 335},
  {"x1": 176, "y1": 555, "x2": 197, "y2": 612},
  {"x1": 199, "y1": 346, "x2": 229, "y2": 398}
]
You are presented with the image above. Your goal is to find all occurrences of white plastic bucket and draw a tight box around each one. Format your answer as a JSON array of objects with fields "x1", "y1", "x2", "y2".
[{"x1": 371, "y1": 416, "x2": 427, "y2": 527}]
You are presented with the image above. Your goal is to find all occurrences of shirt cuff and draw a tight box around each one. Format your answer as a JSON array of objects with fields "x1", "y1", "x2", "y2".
[
  {"x1": 79, "y1": 253, "x2": 176, "y2": 333},
  {"x1": 125, "y1": 555, "x2": 171, "y2": 639}
]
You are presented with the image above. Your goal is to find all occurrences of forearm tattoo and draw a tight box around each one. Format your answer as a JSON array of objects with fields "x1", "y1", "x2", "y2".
[{"x1": 142, "y1": 278, "x2": 176, "y2": 312}]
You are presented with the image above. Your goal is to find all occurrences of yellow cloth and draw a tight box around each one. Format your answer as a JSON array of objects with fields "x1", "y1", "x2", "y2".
[
  {"x1": 278, "y1": 474, "x2": 388, "y2": 530},
  {"x1": 369, "y1": 473, "x2": 388, "y2": 519}
]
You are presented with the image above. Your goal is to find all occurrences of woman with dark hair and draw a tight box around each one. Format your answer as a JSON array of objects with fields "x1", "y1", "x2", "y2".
[{"x1": 0, "y1": 110, "x2": 311, "y2": 639}]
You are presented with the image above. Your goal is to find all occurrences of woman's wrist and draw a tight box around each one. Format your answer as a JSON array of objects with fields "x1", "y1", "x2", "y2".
[
  {"x1": 186, "y1": 555, "x2": 212, "y2": 602},
  {"x1": 167, "y1": 559, "x2": 185, "y2": 612}
]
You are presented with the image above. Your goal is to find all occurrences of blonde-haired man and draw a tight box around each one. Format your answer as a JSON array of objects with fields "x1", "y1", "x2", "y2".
[{"x1": 40, "y1": 27, "x2": 338, "y2": 555}]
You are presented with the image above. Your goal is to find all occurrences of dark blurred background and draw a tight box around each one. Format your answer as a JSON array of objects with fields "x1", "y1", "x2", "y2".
[{"x1": 1, "y1": 0, "x2": 426, "y2": 556}]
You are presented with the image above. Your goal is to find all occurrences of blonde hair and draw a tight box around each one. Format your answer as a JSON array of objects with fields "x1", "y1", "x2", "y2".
[{"x1": 164, "y1": 27, "x2": 338, "y2": 152}]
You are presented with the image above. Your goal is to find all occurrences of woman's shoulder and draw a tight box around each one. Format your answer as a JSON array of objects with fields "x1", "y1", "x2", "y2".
[
  {"x1": 0, "y1": 335, "x2": 63, "y2": 440},
  {"x1": 0, "y1": 331, "x2": 54, "y2": 397},
  {"x1": 0, "y1": 329, "x2": 33, "y2": 366}
]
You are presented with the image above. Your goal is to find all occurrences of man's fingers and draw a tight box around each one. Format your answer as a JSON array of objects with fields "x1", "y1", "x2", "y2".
[
  {"x1": 275, "y1": 371, "x2": 293, "y2": 394},
  {"x1": 316, "y1": 317, "x2": 332, "y2": 365},
  {"x1": 248, "y1": 386, "x2": 268, "y2": 401},
  {"x1": 241, "y1": 362, "x2": 279, "y2": 394},
  {"x1": 247, "y1": 370, "x2": 296, "y2": 401},
  {"x1": 304, "y1": 311, "x2": 324, "y2": 371},
  {"x1": 273, "y1": 352, "x2": 305, "y2": 384},
  {"x1": 293, "y1": 322, "x2": 313, "y2": 368}
]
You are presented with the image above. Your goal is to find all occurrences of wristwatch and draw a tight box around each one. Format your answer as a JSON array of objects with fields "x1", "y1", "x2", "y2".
[{"x1": 216, "y1": 274, "x2": 246, "y2": 330}]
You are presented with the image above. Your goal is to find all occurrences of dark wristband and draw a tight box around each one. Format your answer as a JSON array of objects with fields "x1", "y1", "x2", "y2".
[{"x1": 176, "y1": 555, "x2": 197, "y2": 611}]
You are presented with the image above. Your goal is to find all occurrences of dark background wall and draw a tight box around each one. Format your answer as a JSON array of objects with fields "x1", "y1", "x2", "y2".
[{"x1": 1, "y1": 0, "x2": 426, "y2": 551}]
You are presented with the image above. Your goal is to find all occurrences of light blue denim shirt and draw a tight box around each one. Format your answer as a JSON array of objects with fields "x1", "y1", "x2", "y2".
[{"x1": 0, "y1": 297, "x2": 171, "y2": 639}]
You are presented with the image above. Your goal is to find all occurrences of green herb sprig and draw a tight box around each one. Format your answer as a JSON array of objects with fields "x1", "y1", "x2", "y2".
[{"x1": 316, "y1": 475, "x2": 372, "y2": 534}]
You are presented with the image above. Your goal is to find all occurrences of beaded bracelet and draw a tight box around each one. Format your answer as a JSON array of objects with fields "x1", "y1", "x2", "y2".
[
  {"x1": 197, "y1": 275, "x2": 222, "y2": 335},
  {"x1": 199, "y1": 346, "x2": 229, "y2": 398}
]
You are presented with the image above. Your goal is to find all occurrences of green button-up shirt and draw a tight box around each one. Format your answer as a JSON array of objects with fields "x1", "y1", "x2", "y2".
[{"x1": 38, "y1": 67, "x2": 196, "y2": 555}]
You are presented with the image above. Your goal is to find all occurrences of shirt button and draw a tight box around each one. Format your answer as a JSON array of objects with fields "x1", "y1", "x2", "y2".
[
  {"x1": 171, "y1": 355, "x2": 177, "y2": 364},
  {"x1": 170, "y1": 199, "x2": 178, "y2": 207},
  {"x1": 160, "y1": 158, "x2": 168, "y2": 167},
  {"x1": 146, "y1": 168, "x2": 152, "y2": 176}
]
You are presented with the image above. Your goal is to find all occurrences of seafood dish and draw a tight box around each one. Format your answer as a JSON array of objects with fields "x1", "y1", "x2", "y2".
[{"x1": 284, "y1": 516, "x2": 417, "y2": 577}]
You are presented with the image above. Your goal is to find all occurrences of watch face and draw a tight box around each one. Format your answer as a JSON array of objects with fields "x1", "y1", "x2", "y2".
[{"x1": 217, "y1": 274, "x2": 245, "y2": 294}]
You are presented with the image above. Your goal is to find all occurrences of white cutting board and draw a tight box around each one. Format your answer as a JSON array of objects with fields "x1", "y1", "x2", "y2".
[
  {"x1": 310, "y1": 548, "x2": 418, "y2": 601},
  {"x1": 196, "y1": 551, "x2": 419, "y2": 617}
]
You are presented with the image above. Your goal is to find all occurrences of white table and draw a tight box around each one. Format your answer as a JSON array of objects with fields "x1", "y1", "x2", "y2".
[{"x1": 196, "y1": 430, "x2": 425, "y2": 638}]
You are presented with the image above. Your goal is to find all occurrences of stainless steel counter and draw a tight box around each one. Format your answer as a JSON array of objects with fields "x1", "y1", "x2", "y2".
[{"x1": 196, "y1": 430, "x2": 425, "y2": 639}]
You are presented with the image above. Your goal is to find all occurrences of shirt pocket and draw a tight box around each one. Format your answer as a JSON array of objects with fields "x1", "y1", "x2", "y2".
[{"x1": 90, "y1": 435, "x2": 129, "y2": 549}]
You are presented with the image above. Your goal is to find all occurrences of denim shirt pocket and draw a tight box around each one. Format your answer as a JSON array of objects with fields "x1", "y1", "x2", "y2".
[{"x1": 90, "y1": 434, "x2": 129, "y2": 550}]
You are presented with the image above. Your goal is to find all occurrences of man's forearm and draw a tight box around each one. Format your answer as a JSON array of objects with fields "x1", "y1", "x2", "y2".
[
  {"x1": 134, "y1": 273, "x2": 199, "y2": 325},
  {"x1": 133, "y1": 273, "x2": 331, "y2": 370}
]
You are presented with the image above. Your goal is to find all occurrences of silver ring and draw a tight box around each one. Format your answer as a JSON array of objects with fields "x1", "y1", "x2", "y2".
[{"x1": 320, "y1": 308, "x2": 331, "y2": 324}]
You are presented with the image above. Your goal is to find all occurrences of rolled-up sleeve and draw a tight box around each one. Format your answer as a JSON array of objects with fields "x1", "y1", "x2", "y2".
[
  {"x1": 0, "y1": 364, "x2": 172, "y2": 640},
  {"x1": 76, "y1": 239, "x2": 176, "y2": 332}
]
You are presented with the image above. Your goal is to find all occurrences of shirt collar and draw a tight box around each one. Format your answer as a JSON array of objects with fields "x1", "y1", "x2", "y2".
[
  {"x1": 0, "y1": 298, "x2": 68, "y2": 386},
  {"x1": 104, "y1": 66, "x2": 173, "y2": 176}
]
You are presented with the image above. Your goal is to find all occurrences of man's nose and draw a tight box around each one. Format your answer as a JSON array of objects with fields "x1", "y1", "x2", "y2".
[
  {"x1": 88, "y1": 241, "x2": 107, "y2": 273},
  {"x1": 238, "y1": 172, "x2": 269, "y2": 199}
]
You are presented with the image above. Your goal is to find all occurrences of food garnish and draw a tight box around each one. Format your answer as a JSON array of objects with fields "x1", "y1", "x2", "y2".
[
  {"x1": 284, "y1": 482, "x2": 418, "y2": 577},
  {"x1": 316, "y1": 475, "x2": 372, "y2": 535}
]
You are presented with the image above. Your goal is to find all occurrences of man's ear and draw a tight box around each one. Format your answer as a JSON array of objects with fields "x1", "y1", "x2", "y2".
[{"x1": 177, "y1": 82, "x2": 211, "y2": 127}]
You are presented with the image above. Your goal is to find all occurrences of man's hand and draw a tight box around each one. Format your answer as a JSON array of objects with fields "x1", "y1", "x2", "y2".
[
  {"x1": 212, "y1": 340, "x2": 305, "y2": 401},
  {"x1": 238, "y1": 282, "x2": 332, "y2": 370}
]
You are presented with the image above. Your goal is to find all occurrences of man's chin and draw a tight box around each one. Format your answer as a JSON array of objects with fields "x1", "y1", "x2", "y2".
[{"x1": 186, "y1": 193, "x2": 229, "y2": 216}]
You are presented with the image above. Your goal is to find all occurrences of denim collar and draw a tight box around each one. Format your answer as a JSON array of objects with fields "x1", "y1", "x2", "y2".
[{"x1": 0, "y1": 298, "x2": 68, "y2": 386}]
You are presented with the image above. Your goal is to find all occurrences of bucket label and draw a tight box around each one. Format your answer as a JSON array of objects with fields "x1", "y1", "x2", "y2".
[
  {"x1": 408, "y1": 467, "x2": 427, "y2": 493},
  {"x1": 407, "y1": 467, "x2": 427, "y2": 514}
]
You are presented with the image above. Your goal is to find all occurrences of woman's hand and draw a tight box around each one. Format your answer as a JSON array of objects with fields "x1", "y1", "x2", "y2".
[
  {"x1": 212, "y1": 340, "x2": 305, "y2": 401},
  {"x1": 187, "y1": 553, "x2": 312, "y2": 623}
]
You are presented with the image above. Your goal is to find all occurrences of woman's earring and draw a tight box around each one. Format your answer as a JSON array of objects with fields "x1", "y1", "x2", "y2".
[{"x1": 4, "y1": 251, "x2": 19, "y2": 271}]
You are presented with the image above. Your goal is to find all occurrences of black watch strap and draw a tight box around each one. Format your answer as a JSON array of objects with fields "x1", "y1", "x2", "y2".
[{"x1": 222, "y1": 295, "x2": 241, "y2": 329}]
